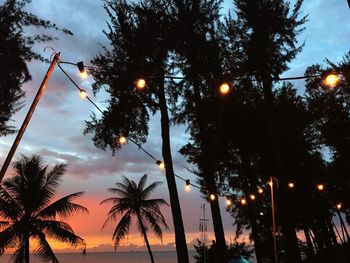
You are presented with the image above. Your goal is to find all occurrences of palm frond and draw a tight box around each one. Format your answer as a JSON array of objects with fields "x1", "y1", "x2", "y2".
[
  {"x1": 36, "y1": 192, "x2": 88, "y2": 219},
  {"x1": 141, "y1": 209, "x2": 169, "y2": 240},
  {"x1": 38, "y1": 220, "x2": 85, "y2": 247},
  {"x1": 101, "y1": 204, "x2": 132, "y2": 230},
  {"x1": 141, "y1": 181, "x2": 163, "y2": 199},
  {"x1": 107, "y1": 187, "x2": 129, "y2": 197},
  {"x1": 34, "y1": 163, "x2": 67, "y2": 212},
  {"x1": 112, "y1": 211, "x2": 132, "y2": 250},
  {"x1": 0, "y1": 224, "x2": 19, "y2": 255},
  {"x1": 32, "y1": 230, "x2": 59, "y2": 263},
  {"x1": 100, "y1": 197, "x2": 122, "y2": 205},
  {"x1": 137, "y1": 174, "x2": 148, "y2": 190},
  {"x1": 12, "y1": 240, "x2": 25, "y2": 263},
  {"x1": 0, "y1": 186, "x2": 22, "y2": 220}
]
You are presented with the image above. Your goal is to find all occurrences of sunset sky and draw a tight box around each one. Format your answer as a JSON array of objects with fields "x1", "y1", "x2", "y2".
[{"x1": 1, "y1": 0, "x2": 350, "y2": 253}]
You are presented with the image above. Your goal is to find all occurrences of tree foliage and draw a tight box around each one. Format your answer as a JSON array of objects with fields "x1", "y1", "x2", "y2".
[
  {"x1": 0, "y1": 155, "x2": 87, "y2": 263},
  {"x1": 0, "y1": 0, "x2": 72, "y2": 136}
]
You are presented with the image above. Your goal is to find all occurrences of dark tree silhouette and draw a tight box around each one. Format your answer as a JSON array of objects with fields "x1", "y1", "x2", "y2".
[
  {"x1": 85, "y1": 1, "x2": 190, "y2": 261},
  {"x1": 0, "y1": 155, "x2": 87, "y2": 263},
  {"x1": 0, "y1": 0, "x2": 72, "y2": 136},
  {"x1": 169, "y1": 0, "x2": 228, "y2": 260},
  {"x1": 101, "y1": 174, "x2": 169, "y2": 263}
]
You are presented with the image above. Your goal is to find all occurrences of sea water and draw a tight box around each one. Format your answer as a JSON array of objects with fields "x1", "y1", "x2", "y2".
[{"x1": 1, "y1": 251, "x2": 197, "y2": 263}]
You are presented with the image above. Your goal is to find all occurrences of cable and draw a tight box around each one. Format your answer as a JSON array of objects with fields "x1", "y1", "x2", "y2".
[{"x1": 57, "y1": 63, "x2": 104, "y2": 115}]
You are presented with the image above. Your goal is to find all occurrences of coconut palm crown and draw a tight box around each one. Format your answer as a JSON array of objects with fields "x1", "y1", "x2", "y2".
[
  {"x1": 101, "y1": 174, "x2": 169, "y2": 263},
  {"x1": 0, "y1": 155, "x2": 88, "y2": 263}
]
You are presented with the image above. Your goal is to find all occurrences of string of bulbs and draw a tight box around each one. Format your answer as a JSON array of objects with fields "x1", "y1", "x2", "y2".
[{"x1": 57, "y1": 58, "x2": 345, "y2": 209}]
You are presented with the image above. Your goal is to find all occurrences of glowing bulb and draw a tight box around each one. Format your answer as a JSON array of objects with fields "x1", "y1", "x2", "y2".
[
  {"x1": 210, "y1": 194, "x2": 216, "y2": 201},
  {"x1": 241, "y1": 198, "x2": 247, "y2": 205},
  {"x1": 219, "y1": 83, "x2": 230, "y2": 95},
  {"x1": 80, "y1": 90, "x2": 87, "y2": 99},
  {"x1": 268, "y1": 181, "x2": 273, "y2": 188},
  {"x1": 80, "y1": 71, "x2": 88, "y2": 79},
  {"x1": 185, "y1": 180, "x2": 190, "y2": 192},
  {"x1": 226, "y1": 198, "x2": 232, "y2": 207},
  {"x1": 336, "y1": 203, "x2": 342, "y2": 210},
  {"x1": 136, "y1": 78, "x2": 146, "y2": 90},
  {"x1": 258, "y1": 188, "x2": 264, "y2": 194},
  {"x1": 288, "y1": 182, "x2": 294, "y2": 189},
  {"x1": 324, "y1": 74, "x2": 339, "y2": 87},
  {"x1": 118, "y1": 136, "x2": 127, "y2": 144},
  {"x1": 156, "y1": 160, "x2": 165, "y2": 169},
  {"x1": 317, "y1": 184, "x2": 324, "y2": 191},
  {"x1": 249, "y1": 194, "x2": 256, "y2": 201}
]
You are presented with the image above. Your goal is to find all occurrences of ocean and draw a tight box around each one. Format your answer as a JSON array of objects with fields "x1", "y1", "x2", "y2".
[{"x1": 1, "y1": 251, "x2": 197, "y2": 263}]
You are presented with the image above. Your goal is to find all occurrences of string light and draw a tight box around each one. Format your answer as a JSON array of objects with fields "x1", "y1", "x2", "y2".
[
  {"x1": 59, "y1": 58, "x2": 343, "y2": 209},
  {"x1": 219, "y1": 82, "x2": 230, "y2": 95},
  {"x1": 156, "y1": 160, "x2": 165, "y2": 169},
  {"x1": 324, "y1": 73, "x2": 339, "y2": 88},
  {"x1": 317, "y1": 184, "x2": 324, "y2": 191},
  {"x1": 136, "y1": 78, "x2": 146, "y2": 90},
  {"x1": 185, "y1": 180, "x2": 191, "y2": 191},
  {"x1": 118, "y1": 136, "x2": 127, "y2": 144},
  {"x1": 77, "y1": 61, "x2": 88, "y2": 79},
  {"x1": 336, "y1": 203, "x2": 342, "y2": 210},
  {"x1": 80, "y1": 90, "x2": 87, "y2": 99}
]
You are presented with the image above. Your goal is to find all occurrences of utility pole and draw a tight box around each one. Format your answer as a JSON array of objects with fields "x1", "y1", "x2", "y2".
[
  {"x1": 0, "y1": 52, "x2": 60, "y2": 183},
  {"x1": 269, "y1": 177, "x2": 278, "y2": 263},
  {"x1": 200, "y1": 204, "x2": 209, "y2": 263}
]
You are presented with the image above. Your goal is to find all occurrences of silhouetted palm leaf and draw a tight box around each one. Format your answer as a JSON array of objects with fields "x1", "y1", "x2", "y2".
[
  {"x1": 0, "y1": 155, "x2": 88, "y2": 262},
  {"x1": 101, "y1": 174, "x2": 169, "y2": 263}
]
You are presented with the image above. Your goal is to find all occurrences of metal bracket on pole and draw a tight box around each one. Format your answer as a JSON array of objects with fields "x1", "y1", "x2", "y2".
[{"x1": 0, "y1": 52, "x2": 60, "y2": 183}]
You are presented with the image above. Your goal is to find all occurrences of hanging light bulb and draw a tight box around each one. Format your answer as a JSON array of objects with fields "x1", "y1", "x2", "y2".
[
  {"x1": 77, "y1": 61, "x2": 88, "y2": 79},
  {"x1": 288, "y1": 182, "x2": 295, "y2": 189},
  {"x1": 258, "y1": 188, "x2": 264, "y2": 194},
  {"x1": 317, "y1": 184, "x2": 324, "y2": 191},
  {"x1": 225, "y1": 197, "x2": 232, "y2": 207},
  {"x1": 136, "y1": 78, "x2": 146, "y2": 90},
  {"x1": 249, "y1": 194, "x2": 256, "y2": 201},
  {"x1": 156, "y1": 160, "x2": 165, "y2": 169},
  {"x1": 336, "y1": 203, "x2": 342, "y2": 210},
  {"x1": 118, "y1": 136, "x2": 127, "y2": 144},
  {"x1": 241, "y1": 198, "x2": 247, "y2": 205},
  {"x1": 209, "y1": 194, "x2": 216, "y2": 201},
  {"x1": 80, "y1": 89, "x2": 87, "y2": 99},
  {"x1": 185, "y1": 180, "x2": 191, "y2": 192},
  {"x1": 324, "y1": 73, "x2": 339, "y2": 88},
  {"x1": 219, "y1": 82, "x2": 230, "y2": 95}
]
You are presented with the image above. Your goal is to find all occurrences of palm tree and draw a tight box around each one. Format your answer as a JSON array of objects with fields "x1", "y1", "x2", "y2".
[
  {"x1": 101, "y1": 174, "x2": 169, "y2": 263},
  {"x1": 0, "y1": 154, "x2": 88, "y2": 263}
]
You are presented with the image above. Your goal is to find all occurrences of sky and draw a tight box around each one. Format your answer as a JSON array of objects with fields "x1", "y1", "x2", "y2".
[{"x1": 1, "y1": 0, "x2": 350, "y2": 254}]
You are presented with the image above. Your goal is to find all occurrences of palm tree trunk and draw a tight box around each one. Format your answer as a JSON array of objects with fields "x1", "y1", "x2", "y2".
[
  {"x1": 24, "y1": 231, "x2": 30, "y2": 263},
  {"x1": 158, "y1": 78, "x2": 189, "y2": 263},
  {"x1": 137, "y1": 212, "x2": 155, "y2": 263}
]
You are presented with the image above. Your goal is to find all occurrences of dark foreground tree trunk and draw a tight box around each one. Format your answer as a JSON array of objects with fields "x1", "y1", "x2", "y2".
[
  {"x1": 192, "y1": 84, "x2": 227, "y2": 262},
  {"x1": 262, "y1": 77, "x2": 302, "y2": 263},
  {"x1": 158, "y1": 81, "x2": 189, "y2": 263}
]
